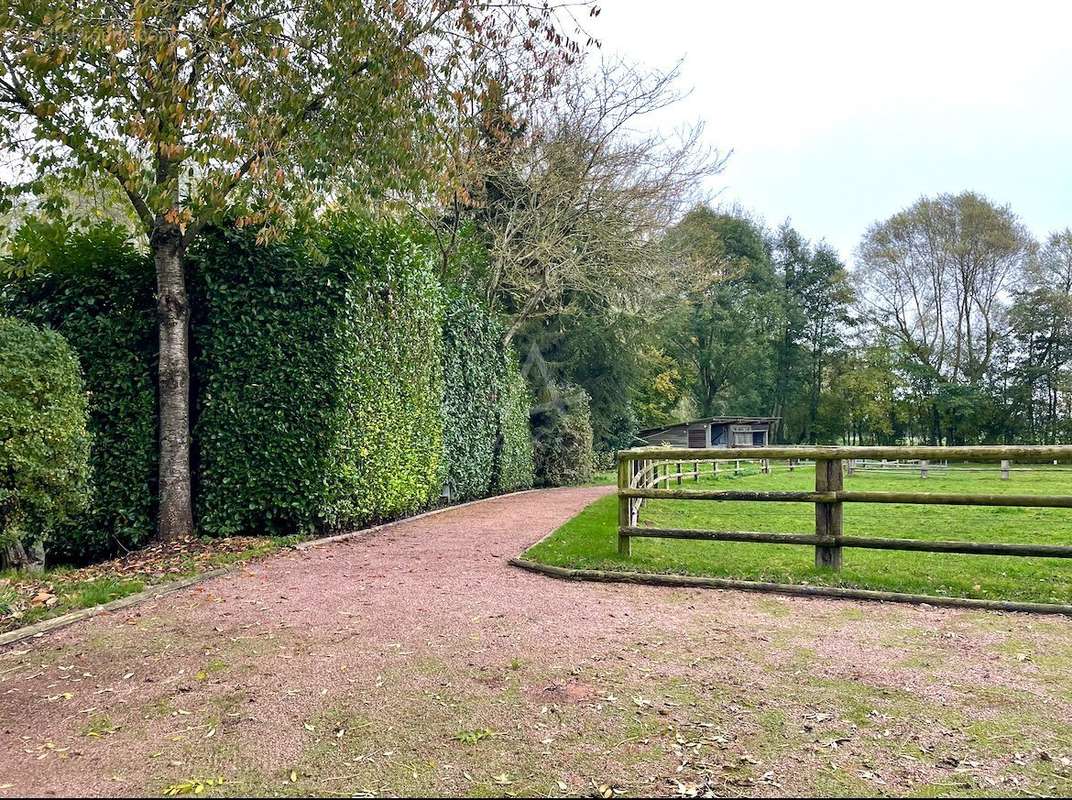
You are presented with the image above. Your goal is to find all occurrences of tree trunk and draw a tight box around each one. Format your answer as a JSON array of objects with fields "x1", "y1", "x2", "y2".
[
  {"x1": 153, "y1": 227, "x2": 194, "y2": 540},
  {"x1": 1, "y1": 537, "x2": 45, "y2": 572}
]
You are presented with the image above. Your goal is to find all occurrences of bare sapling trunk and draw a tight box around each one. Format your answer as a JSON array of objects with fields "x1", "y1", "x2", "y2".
[
  {"x1": 1, "y1": 538, "x2": 45, "y2": 572},
  {"x1": 153, "y1": 226, "x2": 194, "y2": 540}
]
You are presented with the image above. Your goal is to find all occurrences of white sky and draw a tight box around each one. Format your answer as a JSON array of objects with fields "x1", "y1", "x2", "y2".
[{"x1": 588, "y1": 0, "x2": 1072, "y2": 261}]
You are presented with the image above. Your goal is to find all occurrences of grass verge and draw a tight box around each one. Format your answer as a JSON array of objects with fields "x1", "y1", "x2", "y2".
[{"x1": 0, "y1": 534, "x2": 306, "y2": 633}]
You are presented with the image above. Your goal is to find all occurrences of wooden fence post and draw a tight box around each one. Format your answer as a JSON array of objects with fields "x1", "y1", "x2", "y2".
[
  {"x1": 617, "y1": 457, "x2": 631, "y2": 557},
  {"x1": 735, "y1": 459, "x2": 741, "y2": 476},
  {"x1": 1001, "y1": 459, "x2": 1010, "y2": 480},
  {"x1": 846, "y1": 458, "x2": 855, "y2": 476},
  {"x1": 789, "y1": 458, "x2": 796, "y2": 472},
  {"x1": 815, "y1": 458, "x2": 843, "y2": 570},
  {"x1": 713, "y1": 460, "x2": 719, "y2": 478},
  {"x1": 761, "y1": 458, "x2": 770, "y2": 474},
  {"x1": 920, "y1": 459, "x2": 928, "y2": 479},
  {"x1": 693, "y1": 460, "x2": 699, "y2": 481},
  {"x1": 676, "y1": 461, "x2": 682, "y2": 486}
]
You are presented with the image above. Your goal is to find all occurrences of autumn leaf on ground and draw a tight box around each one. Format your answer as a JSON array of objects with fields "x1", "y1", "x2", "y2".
[
  {"x1": 453, "y1": 728, "x2": 496, "y2": 745},
  {"x1": 162, "y1": 777, "x2": 225, "y2": 796}
]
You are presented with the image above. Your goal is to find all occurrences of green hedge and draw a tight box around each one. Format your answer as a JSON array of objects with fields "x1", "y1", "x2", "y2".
[
  {"x1": 0, "y1": 316, "x2": 90, "y2": 565},
  {"x1": 441, "y1": 294, "x2": 534, "y2": 500},
  {"x1": 1, "y1": 227, "x2": 157, "y2": 563},
  {"x1": 190, "y1": 217, "x2": 445, "y2": 536},
  {"x1": 2, "y1": 218, "x2": 535, "y2": 557},
  {"x1": 494, "y1": 365, "x2": 535, "y2": 492},
  {"x1": 532, "y1": 384, "x2": 594, "y2": 487}
]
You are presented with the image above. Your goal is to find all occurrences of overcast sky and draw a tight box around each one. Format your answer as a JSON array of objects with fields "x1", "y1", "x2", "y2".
[{"x1": 588, "y1": 0, "x2": 1072, "y2": 262}]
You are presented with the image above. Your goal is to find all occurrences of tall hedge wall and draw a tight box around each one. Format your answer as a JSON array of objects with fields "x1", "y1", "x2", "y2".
[
  {"x1": 190, "y1": 217, "x2": 445, "y2": 536},
  {"x1": 1, "y1": 228, "x2": 157, "y2": 563},
  {"x1": 2, "y1": 218, "x2": 536, "y2": 559},
  {"x1": 494, "y1": 366, "x2": 536, "y2": 492},
  {"x1": 441, "y1": 295, "x2": 534, "y2": 500}
]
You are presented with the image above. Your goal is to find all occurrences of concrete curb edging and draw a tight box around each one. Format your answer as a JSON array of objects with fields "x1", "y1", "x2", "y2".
[
  {"x1": 0, "y1": 488, "x2": 543, "y2": 650},
  {"x1": 508, "y1": 557, "x2": 1072, "y2": 617}
]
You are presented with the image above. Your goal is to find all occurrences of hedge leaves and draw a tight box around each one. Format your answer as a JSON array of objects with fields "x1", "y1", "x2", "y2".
[
  {"x1": 441, "y1": 294, "x2": 534, "y2": 500},
  {"x1": 0, "y1": 316, "x2": 90, "y2": 562},
  {"x1": 190, "y1": 216, "x2": 446, "y2": 535},
  {"x1": 2, "y1": 227, "x2": 157, "y2": 563}
]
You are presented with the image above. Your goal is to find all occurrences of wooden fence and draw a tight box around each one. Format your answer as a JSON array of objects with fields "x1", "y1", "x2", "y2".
[
  {"x1": 616, "y1": 446, "x2": 1072, "y2": 574},
  {"x1": 847, "y1": 458, "x2": 1072, "y2": 479}
]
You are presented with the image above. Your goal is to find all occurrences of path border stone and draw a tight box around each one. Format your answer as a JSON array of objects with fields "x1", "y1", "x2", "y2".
[{"x1": 508, "y1": 556, "x2": 1072, "y2": 617}]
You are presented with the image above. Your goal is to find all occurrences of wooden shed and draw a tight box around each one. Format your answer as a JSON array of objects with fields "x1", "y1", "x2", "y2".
[{"x1": 636, "y1": 416, "x2": 779, "y2": 449}]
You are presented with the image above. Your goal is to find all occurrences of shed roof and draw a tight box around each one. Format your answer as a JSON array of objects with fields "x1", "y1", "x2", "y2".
[{"x1": 637, "y1": 416, "x2": 780, "y2": 437}]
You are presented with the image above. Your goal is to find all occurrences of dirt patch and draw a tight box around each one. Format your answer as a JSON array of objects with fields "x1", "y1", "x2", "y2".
[
  {"x1": 528, "y1": 679, "x2": 600, "y2": 705},
  {"x1": 2, "y1": 484, "x2": 1071, "y2": 797}
]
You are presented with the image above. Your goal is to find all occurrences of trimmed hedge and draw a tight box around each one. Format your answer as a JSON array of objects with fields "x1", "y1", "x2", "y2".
[
  {"x1": 441, "y1": 294, "x2": 534, "y2": 500},
  {"x1": 0, "y1": 316, "x2": 90, "y2": 565},
  {"x1": 190, "y1": 217, "x2": 445, "y2": 536},
  {"x1": 441, "y1": 295, "x2": 503, "y2": 500},
  {"x1": 532, "y1": 383, "x2": 595, "y2": 487},
  {"x1": 3, "y1": 218, "x2": 536, "y2": 558},
  {"x1": 1, "y1": 227, "x2": 157, "y2": 562},
  {"x1": 494, "y1": 365, "x2": 535, "y2": 492}
]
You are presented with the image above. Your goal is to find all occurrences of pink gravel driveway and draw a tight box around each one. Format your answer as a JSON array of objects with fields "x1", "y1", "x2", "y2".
[{"x1": 2, "y1": 485, "x2": 1072, "y2": 797}]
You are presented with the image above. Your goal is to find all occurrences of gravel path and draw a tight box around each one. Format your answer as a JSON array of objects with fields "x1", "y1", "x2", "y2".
[{"x1": 2, "y1": 485, "x2": 1071, "y2": 797}]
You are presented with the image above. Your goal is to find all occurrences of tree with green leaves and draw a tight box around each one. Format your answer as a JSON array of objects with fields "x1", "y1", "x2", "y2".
[
  {"x1": 662, "y1": 206, "x2": 776, "y2": 418},
  {"x1": 1008, "y1": 230, "x2": 1072, "y2": 443},
  {"x1": 794, "y1": 242, "x2": 853, "y2": 442},
  {"x1": 0, "y1": 0, "x2": 587, "y2": 539},
  {"x1": 768, "y1": 222, "x2": 809, "y2": 435},
  {"x1": 857, "y1": 192, "x2": 1035, "y2": 443}
]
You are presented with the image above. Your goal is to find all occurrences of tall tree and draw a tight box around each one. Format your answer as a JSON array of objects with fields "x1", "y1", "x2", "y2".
[
  {"x1": 662, "y1": 206, "x2": 776, "y2": 418},
  {"x1": 796, "y1": 243, "x2": 853, "y2": 442},
  {"x1": 857, "y1": 192, "x2": 1034, "y2": 384},
  {"x1": 0, "y1": 0, "x2": 586, "y2": 538},
  {"x1": 769, "y1": 223, "x2": 810, "y2": 434},
  {"x1": 856, "y1": 192, "x2": 1035, "y2": 443},
  {"x1": 457, "y1": 59, "x2": 722, "y2": 345},
  {"x1": 1008, "y1": 230, "x2": 1072, "y2": 443}
]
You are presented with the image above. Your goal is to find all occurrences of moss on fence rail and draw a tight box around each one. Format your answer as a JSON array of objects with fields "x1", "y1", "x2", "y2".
[{"x1": 621, "y1": 444, "x2": 1072, "y2": 463}]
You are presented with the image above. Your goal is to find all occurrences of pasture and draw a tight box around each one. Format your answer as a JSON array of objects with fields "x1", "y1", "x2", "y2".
[{"x1": 523, "y1": 463, "x2": 1072, "y2": 605}]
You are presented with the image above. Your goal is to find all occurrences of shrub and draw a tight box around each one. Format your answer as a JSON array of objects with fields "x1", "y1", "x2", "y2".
[
  {"x1": 440, "y1": 294, "x2": 534, "y2": 500},
  {"x1": 1, "y1": 226, "x2": 157, "y2": 562},
  {"x1": 494, "y1": 365, "x2": 535, "y2": 492},
  {"x1": 441, "y1": 295, "x2": 505, "y2": 501},
  {"x1": 0, "y1": 316, "x2": 90, "y2": 567},
  {"x1": 190, "y1": 216, "x2": 445, "y2": 536},
  {"x1": 531, "y1": 384, "x2": 594, "y2": 487}
]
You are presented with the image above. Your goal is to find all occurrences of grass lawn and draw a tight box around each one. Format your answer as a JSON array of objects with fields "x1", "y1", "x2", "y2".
[{"x1": 523, "y1": 463, "x2": 1072, "y2": 604}]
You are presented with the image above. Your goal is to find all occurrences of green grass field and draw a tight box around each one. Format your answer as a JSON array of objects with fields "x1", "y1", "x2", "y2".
[{"x1": 523, "y1": 463, "x2": 1072, "y2": 604}]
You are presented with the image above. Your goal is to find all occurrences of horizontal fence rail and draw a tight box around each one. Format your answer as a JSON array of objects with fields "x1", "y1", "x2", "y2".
[{"x1": 616, "y1": 445, "x2": 1072, "y2": 598}]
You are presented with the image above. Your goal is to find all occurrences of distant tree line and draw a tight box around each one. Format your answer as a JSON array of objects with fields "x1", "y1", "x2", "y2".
[{"x1": 510, "y1": 189, "x2": 1071, "y2": 450}]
